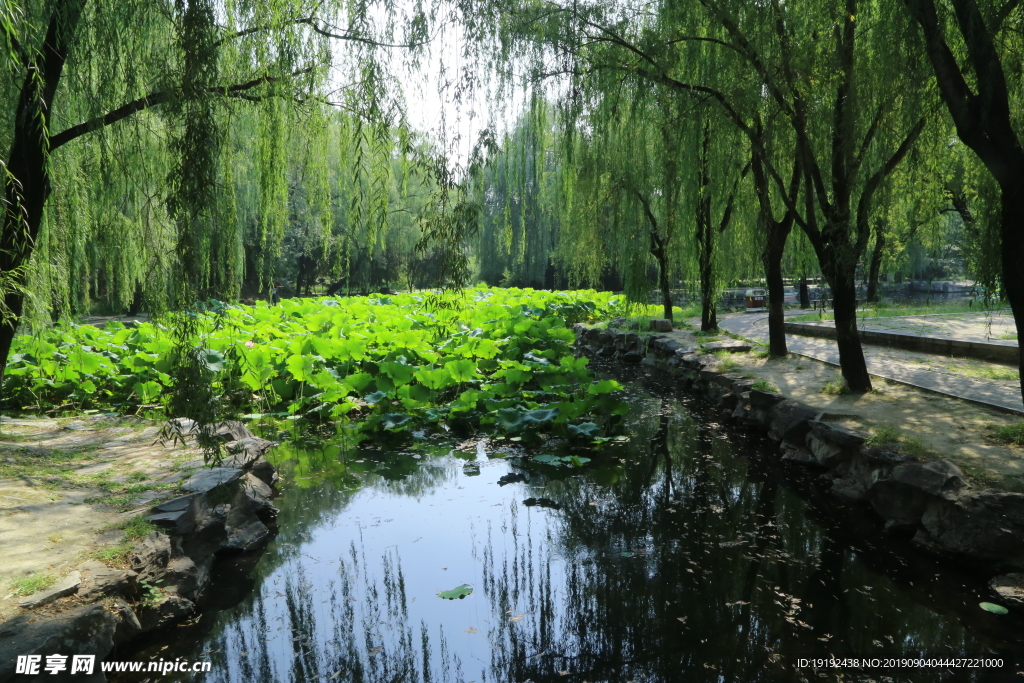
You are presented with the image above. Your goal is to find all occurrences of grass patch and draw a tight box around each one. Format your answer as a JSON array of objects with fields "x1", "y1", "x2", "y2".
[
  {"x1": 865, "y1": 425, "x2": 930, "y2": 457},
  {"x1": 121, "y1": 515, "x2": 158, "y2": 541},
  {"x1": 46, "y1": 532, "x2": 65, "y2": 543},
  {"x1": 992, "y1": 421, "x2": 1024, "y2": 446},
  {"x1": 692, "y1": 330, "x2": 721, "y2": 339},
  {"x1": 1000, "y1": 331, "x2": 1018, "y2": 340},
  {"x1": 718, "y1": 358, "x2": 740, "y2": 373},
  {"x1": 94, "y1": 543, "x2": 133, "y2": 565},
  {"x1": 751, "y1": 379, "x2": 779, "y2": 393},
  {"x1": 866, "y1": 425, "x2": 903, "y2": 446},
  {"x1": 958, "y1": 365, "x2": 1019, "y2": 382},
  {"x1": 10, "y1": 573, "x2": 56, "y2": 596},
  {"x1": 822, "y1": 378, "x2": 851, "y2": 395}
]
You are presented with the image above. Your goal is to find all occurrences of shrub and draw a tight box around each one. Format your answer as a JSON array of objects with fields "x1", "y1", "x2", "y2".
[{"x1": 751, "y1": 379, "x2": 779, "y2": 393}]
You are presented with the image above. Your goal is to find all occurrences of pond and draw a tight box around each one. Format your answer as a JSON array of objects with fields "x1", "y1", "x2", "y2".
[{"x1": 115, "y1": 365, "x2": 1022, "y2": 682}]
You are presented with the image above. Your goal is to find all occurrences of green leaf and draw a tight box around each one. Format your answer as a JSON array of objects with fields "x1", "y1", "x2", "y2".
[
  {"x1": 415, "y1": 366, "x2": 452, "y2": 390},
  {"x1": 437, "y1": 584, "x2": 473, "y2": 600},
  {"x1": 364, "y1": 391, "x2": 388, "y2": 404},
  {"x1": 380, "y1": 361, "x2": 415, "y2": 385},
  {"x1": 445, "y1": 359, "x2": 478, "y2": 383},
  {"x1": 200, "y1": 348, "x2": 226, "y2": 373}
]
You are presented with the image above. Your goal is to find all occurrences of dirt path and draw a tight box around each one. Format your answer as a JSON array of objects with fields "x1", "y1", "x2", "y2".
[
  {"x1": 659, "y1": 318, "x2": 1024, "y2": 492},
  {"x1": 0, "y1": 415, "x2": 204, "y2": 621}
]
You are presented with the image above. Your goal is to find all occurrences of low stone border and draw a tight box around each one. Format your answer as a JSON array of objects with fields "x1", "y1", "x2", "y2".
[
  {"x1": 785, "y1": 320, "x2": 1019, "y2": 363},
  {"x1": 0, "y1": 422, "x2": 279, "y2": 682},
  {"x1": 575, "y1": 323, "x2": 1024, "y2": 605}
]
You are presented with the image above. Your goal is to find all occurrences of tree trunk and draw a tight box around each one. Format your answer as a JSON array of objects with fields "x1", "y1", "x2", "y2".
[
  {"x1": 657, "y1": 250, "x2": 673, "y2": 322},
  {"x1": 0, "y1": 1, "x2": 85, "y2": 394},
  {"x1": 826, "y1": 266, "x2": 872, "y2": 392},
  {"x1": 866, "y1": 224, "x2": 886, "y2": 303},
  {"x1": 799, "y1": 276, "x2": 811, "y2": 309},
  {"x1": 762, "y1": 220, "x2": 791, "y2": 357},
  {"x1": 698, "y1": 216, "x2": 716, "y2": 331},
  {"x1": 697, "y1": 123, "x2": 716, "y2": 332},
  {"x1": 1000, "y1": 187, "x2": 1024, "y2": 403}
]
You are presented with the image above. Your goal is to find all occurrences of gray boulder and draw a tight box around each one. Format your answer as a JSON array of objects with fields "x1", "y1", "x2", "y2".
[
  {"x1": 0, "y1": 604, "x2": 118, "y2": 682},
  {"x1": 990, "y1": 574, "x2": 1024, "y2": 607},
  {"x1": 649, "y1": 318, "x2": 673, "y2": 332},
  {"x1": 768, "y1": 400, "x2": 818, "y2": 443},
  {"x1": 128, "y1": 532, "x2": 171, "y2": 583},
  {"x1": 181, "y1": 466, "x2": 243, "y2": 494},
  {"x1": 867, "y1": 461, "x2": 965, "y2": 526},
  {"x1": 807, "y1": 432, "x2": 850, "y2": 469},
  {"x1": 808, "y1": 420, "x2": 866, "y2": 448},
  {"x1": 17, "y1": 571, "x2": 81, "y2": 610},
  {"x1": 138, "y1": 594, "x2": 195, "y2": 633},
  {"x1": 214, "y1": 420, "x2": 254, "y2": 443},
  {"x1": 916, "y1": 489, "x2": 1024, "y2": 563},
  {"x1": 702, "y1": 340, "x2": 751, "y2": 353},
  {"x1": 78, "y1": 562, "x2": 138, "y2": 601},
  {"x1": 749, "y1": 389, "x2": 786, "y2": 410}
]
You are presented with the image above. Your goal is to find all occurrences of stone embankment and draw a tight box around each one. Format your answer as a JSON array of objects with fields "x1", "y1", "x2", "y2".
[
  {"x1": 0, "y1": 422, "x2": 278, "y2": 682},
  {"x1": 575, "y1": 322, "x2": 1024, "y2": 607}
]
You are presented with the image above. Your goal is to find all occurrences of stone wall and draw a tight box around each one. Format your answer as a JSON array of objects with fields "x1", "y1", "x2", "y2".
[
  {"x1": 575, "y1": 323, "x2": 1024, "y2": 587},
  {"x1": 0, "y1": 422, "x2": 279, "y2": 683}
]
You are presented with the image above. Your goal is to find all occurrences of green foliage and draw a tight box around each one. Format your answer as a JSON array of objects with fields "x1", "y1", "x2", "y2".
[
  {"x1": 4, "y1": 288, "x2": 624, "y2": 445},
  {"x1": 9, "y1": 573, "x2": 56, "y2": 597},
  {"x1": 822, "y1": 379, "x2": 851, "y2": 396},
  {"x1": 751, "y1": 380, "x2": 778, "y2": 393},
  {"x1": 866, "y1": 425, "x2": 903, "y2": 446},
  {"x1": 121, "y1": 516, "x2": 158, "y2": 542},
  {"x1": 993, "y1": 421, "x2": 1024, "y2": 446}
]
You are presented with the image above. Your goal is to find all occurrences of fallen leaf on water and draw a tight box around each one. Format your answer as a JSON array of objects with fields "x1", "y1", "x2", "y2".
[
  {"x1": 980, "y1": 602, "x2": 1009, "y2": 614},
  {"x1": 465, "y1": 627, "x2": 478, "y2": 634},
  {"x1": 676, "y1": 616, "x2": 687, "y2": 623},
  {"x1": 437, "y1": 584, "x2": 473, "y2": 600},
  {"x1": 508, "y1": 613, "x2": 524, "y2": 622}
]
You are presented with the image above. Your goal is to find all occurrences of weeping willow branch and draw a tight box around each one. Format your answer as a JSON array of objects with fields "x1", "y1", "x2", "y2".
[{"x1": 48, "y1": 68, "x2": 314, "y2": 151}]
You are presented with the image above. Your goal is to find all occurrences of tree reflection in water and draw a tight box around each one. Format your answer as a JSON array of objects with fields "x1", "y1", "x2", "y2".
[{"x1": 115, "y1": 375, "x2": 1021, "y2": 683}]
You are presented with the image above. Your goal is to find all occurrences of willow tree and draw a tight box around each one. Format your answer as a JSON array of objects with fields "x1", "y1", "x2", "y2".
[
  {"x1": 902, "y1": 0, "x2": 1024, "y2": 401},
  {"x1": 0, "y1": 0, "x2": 445, "y2": 388}
]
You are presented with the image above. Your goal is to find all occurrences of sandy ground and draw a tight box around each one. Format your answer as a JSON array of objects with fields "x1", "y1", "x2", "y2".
[
  {"x1": 0, "y1": 416, "x2": 202, "y2": 621},
  {"x1": 664, "y1": 320, "x2": 1024, "y2": 492}
]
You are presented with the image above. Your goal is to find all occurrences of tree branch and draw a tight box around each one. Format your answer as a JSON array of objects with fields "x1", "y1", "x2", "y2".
[
  {"x1": 854, "y1": 117, "x2": 926, "y2": 256},
  {"x1": 49, "y1": 68, "x2": 313, "y2": 150}
]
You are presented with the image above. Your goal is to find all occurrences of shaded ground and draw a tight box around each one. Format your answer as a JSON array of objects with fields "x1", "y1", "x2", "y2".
[
  {"x1": 794, "y1": 309, "x2": 1018, "y2": 342},
  {"x1": 649, "y1": 314, "x2": 1024, "y2": 492},
  {"x1": 0, "y1": 415, "x2": 203, "y2": 621}
]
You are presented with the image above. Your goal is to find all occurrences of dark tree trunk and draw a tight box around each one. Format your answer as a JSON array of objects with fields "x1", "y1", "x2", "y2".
[
  {"x1": 0, "y1": 1, "x2": 85, "y2": 394},
  {"x1": 903, "y1": 0, "x2": 1024, "y2": 402},
  {"x1": 824, "y1": 261, "x2": 872, "y2": 392},
  {"x1": 656, "y1": 250, "x2": 673, "y2": 322},
  {"x1": 762, "y1": 219, "x2": 792, "y2": 357},
  {"x1": 1001, "y1": 188, "x2": 1024, "y2": 402},
  {"x1": 698, "y1": 216, "x2": 716, "y2": 331},
  {"x1": 697, "y1": 122, "x2": 716, "y2": 332},
  {"x1": 866, "y1": 224, "x2": 886, "y2": 303},
  {"x1": 799, "y1": 277, "x2": 811, "y2": 308}
]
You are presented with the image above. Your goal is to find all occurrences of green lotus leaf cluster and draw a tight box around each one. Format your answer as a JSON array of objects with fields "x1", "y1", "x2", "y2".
[{"x1": 3, "y1": 288, "x2": 628, "y2": 442}]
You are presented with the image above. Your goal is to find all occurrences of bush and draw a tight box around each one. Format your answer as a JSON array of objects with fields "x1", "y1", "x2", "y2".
[{"x1": 751, "y1": 379, "x2": 779, "y2": 393}]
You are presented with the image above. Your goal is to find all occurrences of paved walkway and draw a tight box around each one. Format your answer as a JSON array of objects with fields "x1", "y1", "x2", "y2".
[{"x1": 718, "y1": 311, "x2": 1024, "y2": 416}]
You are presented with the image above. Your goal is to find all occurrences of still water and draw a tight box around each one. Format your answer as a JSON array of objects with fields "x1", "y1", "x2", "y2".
[{"x1": 120, "y1": 368, "x2": 1023, "y2": 682}]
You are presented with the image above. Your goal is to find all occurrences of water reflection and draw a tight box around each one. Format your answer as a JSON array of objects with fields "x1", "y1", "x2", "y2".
[{"x1": 116, "y1": 374, "x2": 1023, "y2": 682}]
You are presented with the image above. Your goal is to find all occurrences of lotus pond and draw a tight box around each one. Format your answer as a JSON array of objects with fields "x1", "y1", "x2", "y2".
[{"x1": 113, "y1": 365, "x2": 1022, "y2": 683}]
